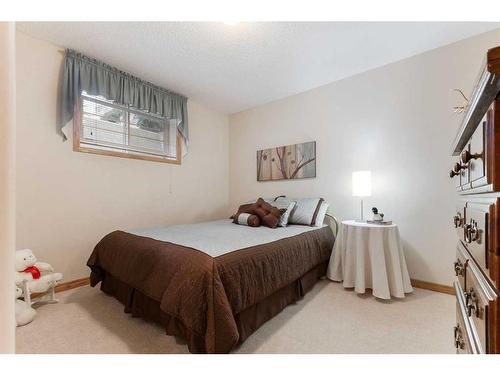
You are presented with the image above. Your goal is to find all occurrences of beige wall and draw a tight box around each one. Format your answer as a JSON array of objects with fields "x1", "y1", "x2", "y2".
[
  {"x1": 16, "y1": 32, "x2": 230, "y2": 282},
  {"x1": 0, "y1": 22, "x2": 16, "y2": 353},
  {"x1": 15, "y1": 27, "x2": 500, "y2": 287},
  {"x1": 229, "y1": 29, "x2": 500, "y2": 286}
]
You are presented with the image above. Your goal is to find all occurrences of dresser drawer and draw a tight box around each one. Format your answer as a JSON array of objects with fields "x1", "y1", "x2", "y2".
[
  {"x1": 463, "y1": 203, "x2": 489, "y2": 272},
  {"x1": 454, "y1": 282, "x2": 479, "y2": 354},
  {"x1": 464, "y1": 259, "x2": 497, "y2": 353},
  {"x1": 458, "y1": 100, "x2": 500, "y2": 193}
]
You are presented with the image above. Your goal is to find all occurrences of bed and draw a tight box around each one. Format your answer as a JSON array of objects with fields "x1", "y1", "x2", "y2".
[{"x1": 86, "y1": 214, "x2": 337, "y2": 353}]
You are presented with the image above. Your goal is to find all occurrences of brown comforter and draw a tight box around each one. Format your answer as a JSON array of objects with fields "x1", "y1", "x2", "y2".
[{"x1": 87, "y1": 225, "x2": 334, "y2": 353}]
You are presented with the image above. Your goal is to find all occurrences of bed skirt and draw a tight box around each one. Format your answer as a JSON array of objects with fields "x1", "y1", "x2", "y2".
[{"x1": 96, "y1": 261, "x2": 328, "y2": 353}]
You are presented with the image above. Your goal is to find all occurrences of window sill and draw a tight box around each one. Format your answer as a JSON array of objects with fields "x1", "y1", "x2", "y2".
[
  {"x1": 73, "y1": 94, "x2": 182, "y2": 165},
  {"x1": 73, "y1": 141, "x2": 181, "y2": 165}
]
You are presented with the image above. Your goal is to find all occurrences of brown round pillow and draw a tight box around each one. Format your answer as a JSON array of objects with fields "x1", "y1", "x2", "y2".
[{"x1": 253, "y1": 198, "x2": 286, "y2": 228}]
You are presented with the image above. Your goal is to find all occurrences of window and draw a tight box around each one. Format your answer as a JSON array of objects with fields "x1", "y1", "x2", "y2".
[{"x1": 73, "y1": 92, "x2": 181, "y2": 164}]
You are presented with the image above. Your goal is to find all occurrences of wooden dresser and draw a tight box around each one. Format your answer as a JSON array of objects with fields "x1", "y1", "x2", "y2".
[{"x1": 450, "y1": 45, "x2": 500, "y2": 354}]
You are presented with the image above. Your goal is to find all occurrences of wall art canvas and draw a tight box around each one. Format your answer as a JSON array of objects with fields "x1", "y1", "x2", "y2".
[{"x1": 257, "y1": 141, "x2": 316, "y2": 181}]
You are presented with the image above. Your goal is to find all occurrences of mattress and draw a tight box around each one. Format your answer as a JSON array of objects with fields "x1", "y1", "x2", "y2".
[{"x1": 128, "y1": 219, "x2": 324, "y2": 256}]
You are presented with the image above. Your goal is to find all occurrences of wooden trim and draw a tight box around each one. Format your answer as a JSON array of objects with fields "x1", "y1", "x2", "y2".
[
  {"x1": 411, "y1": 278, "x2": 455, "y2": 295},
  {"x1": 73, "y1": 135, "x2": 182, "y2": 165},
  {"x1": 73, "y1": 98, "x2": 182, "y2": 165},
  {"x1": 30, "y1": 277, "x2": 90, "y2": 299},
  {"x1": 487, "y1": 45, "x2": 500, "y2": 75},
  {"x1": 54, "y1": 277, "x2": 90, "y2": 293},
  {"x1": 32, "y1": 276, "x2": 454, "y2": 298}
]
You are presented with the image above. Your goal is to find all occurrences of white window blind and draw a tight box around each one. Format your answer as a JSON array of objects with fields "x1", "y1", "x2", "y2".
[{"x1": 80, "y1": 91, "x2": 177, "y2": 159}]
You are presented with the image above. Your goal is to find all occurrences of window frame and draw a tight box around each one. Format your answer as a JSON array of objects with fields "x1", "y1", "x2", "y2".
[{"x1": 73, "y1": 95, "x2": 182, "y2": 165}]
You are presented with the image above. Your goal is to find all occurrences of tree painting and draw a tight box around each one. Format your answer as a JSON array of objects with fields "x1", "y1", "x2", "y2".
[{"x1": 257, "y1": 141, "x2": 316, "y2": 181}]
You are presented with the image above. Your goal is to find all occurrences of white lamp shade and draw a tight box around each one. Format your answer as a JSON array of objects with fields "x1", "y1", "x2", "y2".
[{"x1": 352, "y1": 171, "x2": 372, "y2": 197}]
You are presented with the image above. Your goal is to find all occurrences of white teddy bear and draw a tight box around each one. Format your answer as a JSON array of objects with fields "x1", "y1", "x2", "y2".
[
  {"x1": 15, "y1": 249, "x2": 63, "y2": 306},
  {"x1": 15, "y1": 286, "x2": 36, "y2": 327}
]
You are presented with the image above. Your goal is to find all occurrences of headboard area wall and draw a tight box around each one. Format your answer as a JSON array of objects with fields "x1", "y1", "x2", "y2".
[{"x1": 228, "y1": 28, "x2": 500, "y2": 286}]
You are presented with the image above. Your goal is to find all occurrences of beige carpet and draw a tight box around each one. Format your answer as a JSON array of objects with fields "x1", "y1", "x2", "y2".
[{"x1": 16, "y1": 280, "x2": 455, "y2": 354}]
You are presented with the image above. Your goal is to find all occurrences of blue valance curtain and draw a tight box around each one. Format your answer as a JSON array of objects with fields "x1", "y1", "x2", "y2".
[{"x1": 59, "y1": 49, "x2": 189, "y2": 154}]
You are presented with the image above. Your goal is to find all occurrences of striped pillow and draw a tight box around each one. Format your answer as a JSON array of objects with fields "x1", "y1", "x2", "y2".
[
  {"x1": 275, "y1": 197, "x2": 324, "y2": 226},
  {"x1": 233, "y1": 213, "x2": 261, "y2": 227},
  {"x1": 314, "y1": 202, "x2": 330, "y2": 227}
]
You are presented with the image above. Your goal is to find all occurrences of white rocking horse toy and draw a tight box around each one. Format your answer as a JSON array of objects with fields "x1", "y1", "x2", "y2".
[{"x1": 15, "y1": 249, "x2": 63, "y2": 308}]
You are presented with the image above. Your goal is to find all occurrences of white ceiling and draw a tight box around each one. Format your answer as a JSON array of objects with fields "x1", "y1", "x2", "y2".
[{"x1": 17, "y1": 22, "x2": 500, "y2": 114}]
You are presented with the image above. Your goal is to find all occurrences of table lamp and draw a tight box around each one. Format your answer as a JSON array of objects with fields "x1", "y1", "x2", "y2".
[{"x1": 352, "y1": 170, "x2": 372, "y2": 221}]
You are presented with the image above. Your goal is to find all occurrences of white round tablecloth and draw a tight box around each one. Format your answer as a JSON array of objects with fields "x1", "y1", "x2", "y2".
[{"x1": 327, "y1": 220, "x2": 413, "y2": 299}]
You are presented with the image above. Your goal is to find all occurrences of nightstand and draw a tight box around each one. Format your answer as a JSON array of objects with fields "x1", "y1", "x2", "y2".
[{"x1": 327, "y1": 220, "x2": 413, "y2": 299}]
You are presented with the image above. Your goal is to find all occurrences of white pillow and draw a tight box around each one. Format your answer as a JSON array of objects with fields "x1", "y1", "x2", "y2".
[
  {"x1": 264, "y1": 199, "x2": 296, "y2": 227},
  {"x1": 276, "y1": 197, "x2": 324, "y2": 226},
  {"x1": 314, "y1": 202, "x2": 330, "y2": 227}
]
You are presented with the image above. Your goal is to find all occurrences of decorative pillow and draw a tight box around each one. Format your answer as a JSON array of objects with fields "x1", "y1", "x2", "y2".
[
  {"x1": 276, "y1": 197, "x2": 324, "y2": 226},
  {"x1": 233, "y1": 213, "x2": 261, "y2": 227},
  {"x1": 253, "y1": 198, "x2": 286, "y2": 229},
  {"x1": 314, "y1": 202, "x2": 330, "y2": 227},
  {"x1": 230, "y1": 202, "x2": 258, "y2": 220},
  {"x1": 264, "y1": 199, "x2": 296, "y2": 227}
]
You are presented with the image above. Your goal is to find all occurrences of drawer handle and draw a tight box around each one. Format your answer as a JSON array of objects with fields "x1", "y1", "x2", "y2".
[
  {"x1": 453, "y1": 214, "x2": 463, "y2": 228},
  {"x1": 454, "y1": 325, "x2": 465, "y2": 349},
  {"x1": 461, "y1": 149, "x2": 482, "y2": 164},
  {"x1": 464, "y1": 289, "x2": 479, "y2": 318},
  {"x1": 453, "y1": 162, "x2": 467, "y2": 173},
  {"x1": 464, "y1": 220, "x2": 480, "y2": 244},
  {"x1": 454, "y1": 260, "x2": 464, "y2": 276}
]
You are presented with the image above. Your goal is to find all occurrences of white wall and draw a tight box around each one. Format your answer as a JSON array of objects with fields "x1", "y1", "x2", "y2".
[
  {"x1": 0, "y1": 22, "x2": 16, "y2": 354},
  {"x1": 16, "y1": 32, "x2": 230, "y2": 282},
  {"x1": 15, "y1": 28, "x2": 500, "y2": 287},
  {"x1": 229, "y1": 29, "x2": 500, "y2": 286}
]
